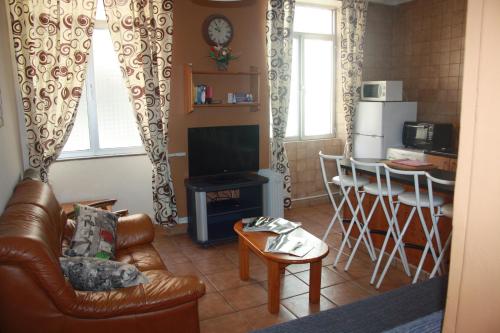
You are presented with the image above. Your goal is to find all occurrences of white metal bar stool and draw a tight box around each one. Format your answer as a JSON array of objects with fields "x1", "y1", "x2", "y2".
[
  {"x1": 339, "y1": 158, "x2": 411, "y2": 279},
  {"x1": 373, "y1": 165, "x2": 443, "y2": 289},
  {"x1": 319, "y1": 152, "x2": 375, "y2": 260},
  {"x1": 318, "y1": 152, "x2": 378, "y2": 261},
  {"x1": 430, "y1": 203, "x2": 453, "y2": 278},
  {"x1": 412, "y1": 173, "x2": 455, "y2": 282}
]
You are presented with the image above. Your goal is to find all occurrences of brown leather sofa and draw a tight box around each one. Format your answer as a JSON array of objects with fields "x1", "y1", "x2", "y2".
[{"x1": 0, "y1": 177, "x2": 205, "y2": 333}]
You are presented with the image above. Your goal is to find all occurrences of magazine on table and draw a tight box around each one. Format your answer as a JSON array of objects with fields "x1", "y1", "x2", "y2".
[
  {"x1": 264, "y1": 231, "x2": 313, "y2": 257},
  {"x1": 242, "y1": 216, "x2": 301, "y2": 234}
]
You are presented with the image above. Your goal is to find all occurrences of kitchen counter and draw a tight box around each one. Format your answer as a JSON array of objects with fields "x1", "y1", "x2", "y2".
[
  {"x1": 424, "y1": 150, "x2": 458, "y2": 159},
  {"x1": 340, "y1": 158, "x2": 455, "y2": 193},
  {"x1": 339, "y1": 158, "x2": 454, "y2": 272}
]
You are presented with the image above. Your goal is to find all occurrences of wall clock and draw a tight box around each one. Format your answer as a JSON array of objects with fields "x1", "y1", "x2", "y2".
[{"x1": 202, "y1": 14, "x2": 234, "y2": 46}]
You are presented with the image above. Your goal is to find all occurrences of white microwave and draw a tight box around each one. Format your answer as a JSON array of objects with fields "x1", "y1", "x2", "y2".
[{"x1": 361, "y1": 81, "x2": 403, "y2": 101}]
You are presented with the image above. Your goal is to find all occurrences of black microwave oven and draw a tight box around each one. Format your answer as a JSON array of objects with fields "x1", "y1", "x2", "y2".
[{"x1": 402, "y1": 122, "x2": 453, "y2": 151}]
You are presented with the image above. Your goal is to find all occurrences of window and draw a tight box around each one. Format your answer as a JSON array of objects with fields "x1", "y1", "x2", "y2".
[
  {"x1": 286, "y1": 4, "x2": 336, "y2": 140},
  {"x1": 61, "y1": 3, "x2": 143, "y2": 159}
]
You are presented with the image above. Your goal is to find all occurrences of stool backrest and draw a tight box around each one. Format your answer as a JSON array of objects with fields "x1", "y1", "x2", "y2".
[
  {"x1": 383, "y1": 165, "x2": 427, "y2": 206},
  {"x1": 425, "y1": 173, "x2": 455, "y2": 214},
  {"x1": 350, "y1": 158, "x2": 385, "y2": 193},
  {"x1": 319, "y1": 151, "x2": 344, "y2": 204}
]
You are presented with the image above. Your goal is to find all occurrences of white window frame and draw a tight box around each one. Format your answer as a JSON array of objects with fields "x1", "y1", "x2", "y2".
[
  {"x1": 58, "y1": 21, "x2": 144, "y2": 160},
  {"x1": 285, "y1": 4, "x2": 338, "y2": 141}
]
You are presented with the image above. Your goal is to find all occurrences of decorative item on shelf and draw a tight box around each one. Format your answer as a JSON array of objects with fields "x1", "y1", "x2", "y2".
[
  {"x1": 194, "y1": 84, "x2": 215, "y2": 104},
  {"x1": 194, "y1": 84, "x2": 210, "y2": 104},
  {"x1": 200, "y1": 85, "x2": 206, "y2": 104},
  {"x1": 209, "y1": 45, "x2": 238, "y2": 71},
  {"x1": 206, "y1": 86, "x2": 213, "y2": 104},
  {"x1": 226, "y1": 92, "x2": 254, "y2": 104},
  {"x1": 234, "y1": 92, "x2": 253, "y2": 103}
]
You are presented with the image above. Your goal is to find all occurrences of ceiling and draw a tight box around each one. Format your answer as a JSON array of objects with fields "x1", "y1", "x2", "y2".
[{"x1": 369, "y1": 0, "x2": 414, "y2": 5}]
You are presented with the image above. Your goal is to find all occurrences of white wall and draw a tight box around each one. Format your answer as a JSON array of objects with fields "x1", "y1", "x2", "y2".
[
  {"x1": 0, "y1": 3, "x2": 24, "y2": 213},
  {"x1": 49, "y1": 155, "x2": 155, "y2": 217}
]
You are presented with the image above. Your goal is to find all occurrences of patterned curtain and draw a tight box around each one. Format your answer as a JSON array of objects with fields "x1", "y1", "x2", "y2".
[
  {"x1": 103, "y1": 0, "x2": 177, "y2": 226},
  {"x1": 266, "y1": 0, "x2": 295, "y2": 209},
  {"x1": 8, "y1": 0, "x2": 97, "y2": 182},
  {"x1": 341, "y1": 0, "x2": 369, "y2": 157}
]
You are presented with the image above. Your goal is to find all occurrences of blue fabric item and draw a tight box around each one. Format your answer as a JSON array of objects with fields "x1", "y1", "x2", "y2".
[
  {"x1": 252, "y1": 277, "x2": 446, "y2": 333},
  {"x1": 382, "y1": 310, "x2": 443, "y2": 333}
]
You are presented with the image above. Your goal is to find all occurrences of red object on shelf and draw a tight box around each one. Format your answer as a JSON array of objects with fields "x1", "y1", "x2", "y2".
[{"x1": 206, "y1": 86, "x2": 213, "y2": 99}]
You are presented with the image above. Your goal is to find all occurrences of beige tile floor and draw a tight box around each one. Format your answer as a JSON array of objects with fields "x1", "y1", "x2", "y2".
[{"x1": 152, "y1": 203, "x2": 413, "y2": 333}]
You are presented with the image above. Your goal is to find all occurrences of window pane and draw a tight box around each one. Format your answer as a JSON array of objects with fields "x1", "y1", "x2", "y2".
[
  {"x1": 286, "y1": 38, "x2": 300, "y2": 138},
  {"x1": 96, "y1": 0, "x2": 106, "y2": 21},
  {"x1": 303, "y1": 38, "x2": 333, "y2": 137},
  {"x1": 294, "y1": 5, "x2": 333, "y2": 35},
  {"x1": 92, "y1": 29, "x2": 142, "y2": 149},
  {"x1": 63, "y1": 86, "x2": 90, "y2": 152}
]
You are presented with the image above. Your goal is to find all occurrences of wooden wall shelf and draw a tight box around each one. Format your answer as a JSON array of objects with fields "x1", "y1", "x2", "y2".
[
  {"x1": 184, "y1": 63, "x2": 261, "y2": 113},
  {"x1": 192, "y1": 70, "x2": 260, "y2": 76},
  {"x1": 192, "y1": 103, "x2": 260, "y2": 108}
]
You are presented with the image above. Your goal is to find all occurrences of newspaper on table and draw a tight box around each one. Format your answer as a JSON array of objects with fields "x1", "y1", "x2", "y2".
[
  {"x1": 242, "y1": 216, "x2": 301, "y2": 234},
  {"x1": 264, "y1": 230, "x2": 314, "y2": 257}
]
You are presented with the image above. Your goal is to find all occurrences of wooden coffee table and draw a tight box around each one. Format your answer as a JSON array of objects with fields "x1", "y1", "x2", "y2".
[{"x1": 234, "y1": 221, "x2": 329, "y2": 314}]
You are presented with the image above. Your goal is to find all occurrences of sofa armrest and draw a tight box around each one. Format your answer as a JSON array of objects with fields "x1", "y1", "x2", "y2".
[
  {"x1": 116, "y1": 214, "x2": 155, "y2": 250},
  {"x1": 71, "y1": 271, "x2": 206, "y2": 319}
]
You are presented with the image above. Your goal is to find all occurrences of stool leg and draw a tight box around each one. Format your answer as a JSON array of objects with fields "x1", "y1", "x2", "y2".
[
  {"x1": 356, "y1": 192, "x2": 377, "y2": 260},
  {"x1": 413, "y1": 211, "x2": 443, "y2": 283},
  {"x1": 344, "y1": 191, "x2": 376, "y2": 260},
  {"x1": 345, "y1": 196, "x2": 380, "y2": 271},
  {"x1": 333, "y1": 210, "x2": 357, "y2": 267},
  {"x1": 430, "y1": 233, "x2": 451, "y2": 278},
  {"x1": 379, "y1": 198, "x2": 411, "y2": 277},
  {"x1": 371, "y1": 202, "x2": 403, "y2": 284},
  {"x1": 415, "y1": 206, "x2": 440, "y2": 272},
  {"x1": 322, "y1": 196, "x2": 353, "y2": 249},
  {"x1": 334, "y1": 190, "x2": 374, "y2": 266},
  {"x1": 376, "y1": 206, "x2": 416, "y2": 289}
]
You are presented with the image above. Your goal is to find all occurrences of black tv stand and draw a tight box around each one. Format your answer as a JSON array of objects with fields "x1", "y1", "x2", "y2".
[
  {"x1": 215, "y1": 172, "x2": 249, "y2": 182},
  {"x1": 185, "y1": 173, "x2": 268, "y2": 245}
]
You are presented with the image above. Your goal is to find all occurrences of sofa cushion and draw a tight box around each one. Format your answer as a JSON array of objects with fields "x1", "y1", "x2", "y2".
[
  {"x1": 60, "y1": 257, "x2": 149, "y2": 291},
  {"x1": 115, "y1": 243, "x2": 167, "y2": 272},
  {"x1": 73, "y1": 270, "x2": 206, "y2": 318},
  {"x1": 65, "y1": 205, "x2": 118, "y2": 259}
]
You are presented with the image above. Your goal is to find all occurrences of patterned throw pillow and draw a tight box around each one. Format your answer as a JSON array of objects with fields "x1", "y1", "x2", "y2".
[
  {"x1": 60, "y1": 257, "x2": 149, "y2": 291},
  {"x1": 65, "y1": 205, "x2": 118, "y2": 260}
]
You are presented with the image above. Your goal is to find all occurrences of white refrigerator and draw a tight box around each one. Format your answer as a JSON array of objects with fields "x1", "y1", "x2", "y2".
[{"x1": 353, "y1": 101, "x2": 417, "y2": 159}]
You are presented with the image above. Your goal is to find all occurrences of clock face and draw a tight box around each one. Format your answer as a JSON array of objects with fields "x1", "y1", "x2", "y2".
[{"x1": 203, "y1": 15, "x2": 233, "y2": 46}]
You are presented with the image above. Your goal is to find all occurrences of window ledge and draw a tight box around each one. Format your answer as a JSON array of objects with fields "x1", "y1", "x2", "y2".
[
  {"x1": 283, "y1": 136, "x2": 339, "y2": 143},
  {"x1": 56, "y1": 151, "x2": 187, "y2": 163},
  {"x1": 57, "y1": 151, "x2": 148, "y2": 162}
]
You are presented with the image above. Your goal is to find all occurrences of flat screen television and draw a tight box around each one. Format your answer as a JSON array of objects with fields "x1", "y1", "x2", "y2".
[{"x1": 188, "y1": 125, "x2": 259, "y2": 178}]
